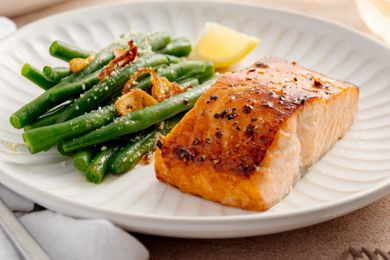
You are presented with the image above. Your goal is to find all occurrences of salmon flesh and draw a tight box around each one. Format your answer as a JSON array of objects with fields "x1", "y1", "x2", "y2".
[{"x1": 155, "y1": 57, "x2": 359, "y2": 211}]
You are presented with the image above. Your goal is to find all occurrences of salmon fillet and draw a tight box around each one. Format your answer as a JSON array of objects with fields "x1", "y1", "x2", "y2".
[{"x1": 155, "y1": 57, "x2": 359, "y2": 211}]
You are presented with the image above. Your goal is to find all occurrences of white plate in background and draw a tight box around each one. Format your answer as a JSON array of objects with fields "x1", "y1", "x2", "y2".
[
  {"x1": 0, "y1": 0, "x2": 70, "y2": 16},
  {"x1": 0, "y1": 1, "x2": 389, "y2": 238}
]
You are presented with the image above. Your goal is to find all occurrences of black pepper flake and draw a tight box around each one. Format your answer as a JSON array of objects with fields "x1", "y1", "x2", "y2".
[
  {"x1": 245, "y1": 124, "x2": 255, "y2": 137},
  {"x1": 219, "y1": 109, "x2": 228, "y2": 118},
  {"x1": 192, "y1": 137, "x2": 201, "y2": 145},
  {"x1": 215, "y1": 131, "x2": 223, "y2": 139},
  {"x1": 246, "y1": 77, "x2": 252, "y2": 81},
  {"x1": 242, "y1": 105, "x2": 253, "y2": 114},
  {"x1": 205, "y1": 137, "x2": 212, "y2": 144},
  {"x1": 255, "y1": 62, "x2": 269, "y2": 69},
  {"x1": 213, "y1": 113, "x2": 220, "y2": 119},
  {"x1": 227, "y1": 111, "x2": 238, "y2": 120},
  {"x1": 197, "y1": 155, "x2": 205, "y2": 162},
  {"x1": 248, "y1": 68, "x2": 256, "y2": 72},
  {"x1": 176, "y1": 147, "x2": 194, "y2": 161},
  {"x1": 210, "y1": 95, "x2": 218, "y2": 100},
  {"x1": 156, "y1": 139, "x2": 163, "y2": 149},
  {"x1": 300, "y1": 99, "x2": 306, "y2": 105},
  {"x1": 251, "y1": 117, "x2": 258, "y2": 122},
  {"x1": 293, "y1": 77, "x2": 297, "y2": 82},
  {"x1": 183, "y1": 98, "x2": 189, "y2": 105},
  {"x1": 206, "y1": 100, "x2": 210, "y2": 104},
  {"x1": 236, "y1": 126, "x2": 241, "y2": 131},
  {"x1": 313, "y1": 80, "x2": 323, "y2": 88},
  {"x1": 239, "y1": 163, "x2": 255, "y2": 175}
]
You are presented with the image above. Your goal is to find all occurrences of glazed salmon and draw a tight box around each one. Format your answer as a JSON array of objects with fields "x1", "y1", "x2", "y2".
[{"x1": 155, "y1": 57, "x2": 359, "y2": 211}]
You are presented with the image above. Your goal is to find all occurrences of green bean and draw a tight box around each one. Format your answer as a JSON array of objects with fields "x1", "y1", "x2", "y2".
[
  {"x1": 157, "y1": 113, "x2": 184, "y2": 136},
  {"x1": 21, "y1": 63, "x2": 56, "y2": 90},
  {"x1": 43, "y1": 66, "x2": 72, "y2": 82},
  {"x1": 23, "y1": 105, "x2": 118, "y2": 154},
  {"x1": 49, "y1": 41, "x2": 94, "y2": 62},
  {"x1": 56, "y1": 54, "x2": 170, "y2": 122},
  {"x1": 196, "y1": 61, "x2": 215, "y2": 83},
  {"x1": 159, "y1": 37, "x2": 192, "y2": 57},
  {"x1": 86, "y1": 145, "x2": 120, "y2": 184},
  {"x1": 59, "y1": 78, "x2": 216, "y2": 153},
  {"x1": 23, "y1": 103, "x2": 69, "y2": 130},
  {"x1": 108, "y1": 114, "x2": 183, "y2": 175},
  {"x1": 134, "y1": 60, "x2": 207, "y2": 90},
  {"x1": 73, "y1": 149, "x2": 95, "y2": 172},
  {"x1": 165, "y1": 55, "x2": 182, "y2": 64},
  {"x1": 48, "y1": 70, "x2": 100, "y2": 103},
  {"x1": 141, "y1": 32, "x2": 171, "y2": 51},
  {"x1": 108, "y1": 130, "x2": 156, "y2": 175},
  {"x1": 10, "y1": 35, "x2": 133, "y2": 129},
  {"x1": 177, "y1": 78, "x2": 199, "y2": 88}
]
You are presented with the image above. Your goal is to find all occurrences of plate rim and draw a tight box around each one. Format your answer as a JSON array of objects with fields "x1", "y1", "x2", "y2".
[{"x1": 0, "y1": 0, "x2": 389, "y2": 235}]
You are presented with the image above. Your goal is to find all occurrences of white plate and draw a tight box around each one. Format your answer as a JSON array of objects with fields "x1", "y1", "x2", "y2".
[{"x1": 0, "y1": 1, "x2": 389, "y2": 238}]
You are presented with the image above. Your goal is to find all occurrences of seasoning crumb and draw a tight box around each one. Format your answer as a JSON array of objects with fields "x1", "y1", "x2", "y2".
[
  {"x1": 192, "y1": 137, "x2": 201, "y2": 145},
  {"x1": 255, "y1": 62, "x2": 269, "y2": 69},
  {"x1": 183, "y1": 98, "x2": 189, "y2": 105},
  {"x1": 141, "y1": 152, "x2": 153, "y2": 165},
  {"x1": 197, "y1": 155, "x2": 205, "y2": 162},
  {"x1": 5, "y1": 142, "x2": 18, "y2": 152},
  {"x1": 156, "y1": 139, "x2": 163, "y2": 149},
  {"x1": 242, "y1": 105, "x2": 253, "y2": 114},
  {"x1": 219, "y1": 109, "x2": 228, "y2": 118},
  {"x1": 210, "y1": 95, "x2": 218, "y2": 101},
  {"x1": 226, "y1": 111, "x2": 238, "y2": 120},
  {"x1": 313, "y1": 80, "x2": 323, "y2": 88},
  {"x1": 215, "y1": 131, "x2": 223, "y2": 139},
  {"x1": 245, "y1": 124, "x2": 255, "y2": 137},
  {"x1": 176, "y1": 147, "x2": 194, "y2": 161}
]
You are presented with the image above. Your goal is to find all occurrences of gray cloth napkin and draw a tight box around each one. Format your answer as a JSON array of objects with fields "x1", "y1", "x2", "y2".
[{"x1": 0, "y1": 184, "x2": 149, "y2": 260}]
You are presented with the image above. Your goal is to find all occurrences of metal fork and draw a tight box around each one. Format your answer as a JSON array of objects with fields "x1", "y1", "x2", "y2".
[{"x1": 0, "y1": 196, "x2": 51, "y2": 260}]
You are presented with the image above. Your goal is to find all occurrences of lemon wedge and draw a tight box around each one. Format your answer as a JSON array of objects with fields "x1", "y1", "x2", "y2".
[{"x1": 193, "y1": 22, "x2": 260, "y2": 68}]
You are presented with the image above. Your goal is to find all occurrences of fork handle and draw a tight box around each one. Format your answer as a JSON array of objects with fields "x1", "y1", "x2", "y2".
[{"x1": 0, "y1": 197, "x2": 51, "y2": 260}]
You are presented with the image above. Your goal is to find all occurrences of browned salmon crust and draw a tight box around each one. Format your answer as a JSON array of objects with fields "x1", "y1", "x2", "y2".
[{"x1": 155, "y1": 57, "x2": 359, "y2": 211}]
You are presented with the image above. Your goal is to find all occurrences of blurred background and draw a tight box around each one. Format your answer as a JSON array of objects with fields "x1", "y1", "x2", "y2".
[{"x1": 0, "y1": 0, "x2": 389, "y2": 44}]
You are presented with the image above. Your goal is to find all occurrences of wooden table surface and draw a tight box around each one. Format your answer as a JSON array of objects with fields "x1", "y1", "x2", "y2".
[{"x1": 9, "y1": 0, "x2": 390, "y2": 259}]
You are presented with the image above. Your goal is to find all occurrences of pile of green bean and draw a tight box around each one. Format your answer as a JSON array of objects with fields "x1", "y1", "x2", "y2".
[{"x1": 10, "y1": 32, "x2": 216, "y2": 184}]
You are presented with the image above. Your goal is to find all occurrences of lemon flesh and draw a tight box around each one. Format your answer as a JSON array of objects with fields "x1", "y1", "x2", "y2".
[{"x1": 194, "y1": 22, "x2": 260, "y2": 68}]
